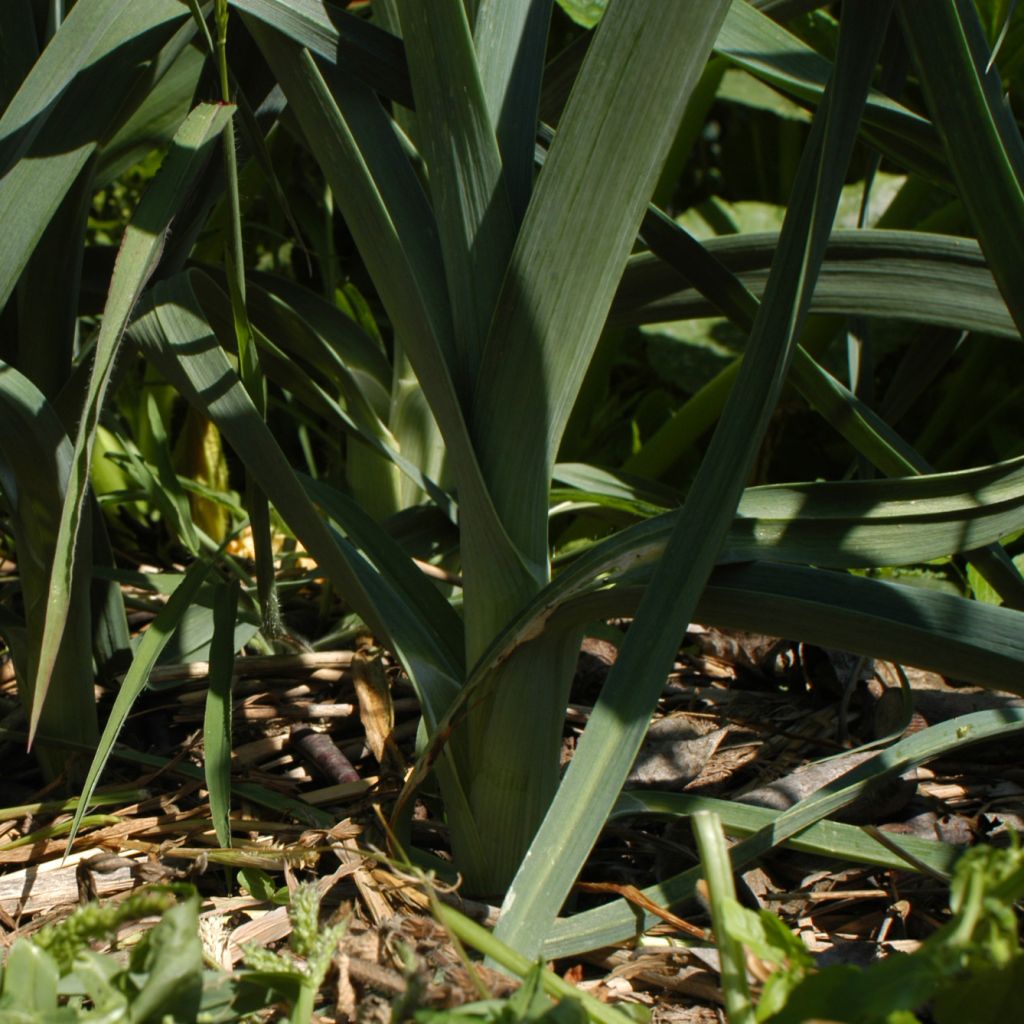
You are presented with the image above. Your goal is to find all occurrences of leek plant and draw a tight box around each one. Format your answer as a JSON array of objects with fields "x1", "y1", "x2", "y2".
[{"x1": 4, "y1": 0, "x2": 1024, "y2": 962}]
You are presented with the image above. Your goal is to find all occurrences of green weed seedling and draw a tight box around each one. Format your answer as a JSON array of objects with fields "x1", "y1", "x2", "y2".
[
  {"x1": 0, "y1": 885, "x2": 210, "y2": 1023},
  {"x1": 235, "y1": 866, "x2": 290, "y2": 905},
  {"x1": 0, "y1": 882, "x2": 346, "y2": 1024},
  {"x1": 414, "y1": 962, "x2": 588, "y2": 1024},
  {"x1": 429, "y1": 900, "x2": 647, "y2": 1024},
  {"x1": 703, "y1": 836, "x2": 1024, "y2": 1024},
  {"x1": 238, "y1": 881, "x2": 347, "y2": 1024}
]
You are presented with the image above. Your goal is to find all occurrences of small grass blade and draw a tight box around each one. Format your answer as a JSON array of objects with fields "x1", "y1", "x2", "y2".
[
  {"x1": 204, "y1": 579, "x2": 239, "y2": 849},
  {"x1": 65, "y1": 556, "x2": 216, "y2": 850},
  {"x1": 693, "y1": 812, "x2": 756, "y2": 1024}
]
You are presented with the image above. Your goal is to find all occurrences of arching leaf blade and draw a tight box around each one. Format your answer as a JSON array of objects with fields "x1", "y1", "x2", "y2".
[
  {"x1": 614, "y1": 230, "x2": 1016, "y2": 339},
  {"x1": 0, "y1": 364, "x2": 97, "y2": 779},
  {"x1": 0, "y1": 0, "x2": 193, "y2": 308},
  {"x1": 901, "y1": 1, "x2": 1024, "y2": 338}
]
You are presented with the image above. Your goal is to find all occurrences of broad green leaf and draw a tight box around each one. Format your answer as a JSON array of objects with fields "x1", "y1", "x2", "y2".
[
  {"x1": 552, "y1": 463, "x2": 682, "y2": 512},
  {"x1": 456, "y1": 625, "x2": 586, "y2": 892},
  {"x1": 0, "y1": 0, "x2": 122, "y2": 173},
  {"x1": 205, "y1": 581, "x2": 239, "y2": 850},
  {"x1": 431, "y1": 459, "x2": 1024, "y2": 789},
  {"x1": 246, "y1": 16, "x2": 537, "y2": 659},
  {"x1": 0, "y1": 2, "x2": 38, "y2": 116},
  {"x1": 494, "y1": 2, "x2": 892, "y2": 957},
  {"x1": 0, "y1": 941, "x2": 59, "y2": 1013},
  {"x1": 473, "y1": 0, "x2": 552, "y2": 222},
  {"x1": 154, "y1": 580, "x2": 259, "y2": 666},
  {"x1": 970, "y1": 552, "x2": 1024, "y2": 605},
  {"x1": 388, "y1": 370, "x2": 451, "y2": 511},
  {"x1": 95, "y1": 41, "x2": 205, "y2": 186},
  {"x1": 303, "y1": 475, "x2": 462, "y2": 658},
  {"x1": 244, "y1": 269, "x2": 392, "y2": 400},
  {"x1": 473, "y1": 1, "x2": 730, "y2": 573},
  {"x1": 630, "y1": 210, "x2": 1024, "y2": 609},
  {"x1": 86, "y1": 498, "x2": 133, "y2": 685},
  {"x1": 541, "y1": 707, "x2": 1024, "y2": 957},
  {"x1": 129, "y1": 895, "x2": 204, "y2": 1024},
  {"x1": 698, "y1": 561, "x2": 1024, "y2": 694},
  {"x1": 243, "y1": 19, "x2": 457, "y2": 420},
  {"x1": 257, "y1": 335, "x2": 440, "y2": 513},
  {"x1": 398, "y1": 0, "x2": 516, "y2": 394},
  {"x1": 15, "y1": 153, "x2": 96, "y2": 400},
  {"x1": 555, "y1": 0, "x2": 606, "y2": 30},
  {"x1": 715, "y1": 0, "x2": 945, "y2": 183},
  {"x1": 447, "y1": 0, "x2": 731, "y2": 894},
  {"x1": 552, "y1": 560, "x2": 1024, "y2": 696},
  {"x1": 198, "y1": 258, "x2": 453, "y2": 516},
  {"x1": 556, "y1": 452, "x2": 1024, "y2": 571},
  {"x1": 29, "y1": 102, "x2": 233, "y2": 744},
  {"x1": 0, "y1": 0, "x2": 192, "y2": 308},
  {"x1": 619, "y1": 318, "x2": 835, "y2": 482},
  {"x1": 737, "y1": 457, "x2": 1024, "y2": 566}
]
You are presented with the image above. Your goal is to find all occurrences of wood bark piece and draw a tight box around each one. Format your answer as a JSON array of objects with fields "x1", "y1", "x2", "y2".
[
  {"x1": 144, "y1": 651, "x2": 356, "y2": 686},
  {"x1": 290, "y1": 725, "x2": 361, "y2": 783},
  {"x1": 351, "y1": 648, "x2": 407, "y2": 773},
  {"x1": 627, "y1": 716, "x2": 728, "y2": 788},
  {"x1": 738, "y1": 751, "x2": 918, "y2": 823},
  {"x1": 0, "y1": 849, "x2": 139, "y2": 916}
]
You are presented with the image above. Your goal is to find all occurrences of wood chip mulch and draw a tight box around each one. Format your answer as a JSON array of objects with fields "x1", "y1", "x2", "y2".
[{"x1": 2, "y1": 617, "x2": 1022, "y2": 1021}]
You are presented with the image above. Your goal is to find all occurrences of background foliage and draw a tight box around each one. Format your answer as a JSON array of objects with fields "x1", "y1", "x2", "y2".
[{"x1": 3, "y1": 0, "x2": 1024, "y2": 988}]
